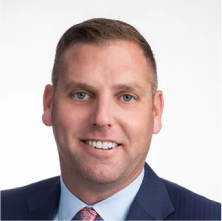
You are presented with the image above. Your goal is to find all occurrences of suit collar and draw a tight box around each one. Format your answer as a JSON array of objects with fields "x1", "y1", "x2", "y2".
[{"x1": 127, "y1": 163, "x2": 175, "y2": 220}]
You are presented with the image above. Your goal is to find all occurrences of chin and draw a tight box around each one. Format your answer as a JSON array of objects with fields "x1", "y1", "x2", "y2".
[{"x1": 80, "y1": 165, "x2": 123, "y2": 186}]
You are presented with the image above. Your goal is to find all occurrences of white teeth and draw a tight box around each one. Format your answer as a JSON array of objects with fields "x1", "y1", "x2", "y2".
[
  {"x1": 85, "y1": 140, "x2": 119, "y2": 150},
  {"x1": 96, "y1": 141, "x2": 102, "y2": 149},
  {"x1": 102, "y1": 142, "x2": 108, "y2": 149},
  {"x1": 112, "y1": 143, "x2": 118, "y2": 148}
]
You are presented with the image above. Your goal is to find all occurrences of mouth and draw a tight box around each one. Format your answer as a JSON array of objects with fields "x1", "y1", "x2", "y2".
[{"x1": 81, "y1": 140, "x2": 121, "y2": 150}]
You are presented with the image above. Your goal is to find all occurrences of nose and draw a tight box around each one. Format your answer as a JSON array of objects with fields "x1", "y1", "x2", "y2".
[{"x1": 90, "y1": 96, "x2": 114, "y2": 128}]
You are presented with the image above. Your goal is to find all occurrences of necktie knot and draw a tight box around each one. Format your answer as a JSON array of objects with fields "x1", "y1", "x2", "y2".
[{"x1": 77, "y1": 207, "x2": 98, "y2": 221}]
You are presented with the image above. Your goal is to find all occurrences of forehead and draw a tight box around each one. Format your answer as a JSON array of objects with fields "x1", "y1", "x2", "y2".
[{"x1": 60, "y1": 40, "x2": 153, "y2": 89}]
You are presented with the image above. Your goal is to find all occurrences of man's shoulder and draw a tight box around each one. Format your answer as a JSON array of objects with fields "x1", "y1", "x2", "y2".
[
  {"x1": 132, "y1": 163, "x2": 221, "y2": 220},
  {"x1": 1, "y1": 176, "x2": 60, "y2": 220},
  {"x1": 160, "y1": 178, "x2": 221, "y2": 219},
  {"x1": 161, "y1": 178, "x2": 220, "y2": 205},
  {"x1": 1, "y1": 176, "x2": 60, "y2": 198}
]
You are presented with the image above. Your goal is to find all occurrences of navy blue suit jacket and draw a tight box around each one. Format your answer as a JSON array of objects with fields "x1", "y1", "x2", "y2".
[{"x1": 1, "y1": 163, "x2": 221, "y2": 220}]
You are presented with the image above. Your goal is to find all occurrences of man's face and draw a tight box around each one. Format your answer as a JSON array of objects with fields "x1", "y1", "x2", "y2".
[{"x1": 43, "y1": 40, "x2": 163, "y2": 187}]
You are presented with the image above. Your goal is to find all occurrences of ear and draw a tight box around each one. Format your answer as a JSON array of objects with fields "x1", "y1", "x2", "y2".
[
  {"x1": 42, "y1": 84, "x2": 54, "y2": 126},
  {"x1": 153, "y1": 90, "x2": 164, "y2": 134}
]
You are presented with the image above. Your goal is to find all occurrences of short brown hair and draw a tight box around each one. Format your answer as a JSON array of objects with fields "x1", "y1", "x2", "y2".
[{"x1": 52, "y1": 18, "x2": 157, "y2": 95}]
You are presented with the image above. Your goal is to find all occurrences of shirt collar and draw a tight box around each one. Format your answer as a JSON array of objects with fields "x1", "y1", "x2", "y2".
[{"x1": 57, "y1": 169, "x2": 144, "y2": 220}]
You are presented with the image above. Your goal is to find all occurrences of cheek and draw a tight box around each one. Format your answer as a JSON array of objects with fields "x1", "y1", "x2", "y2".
[
  {"x1": 51, "y1": 103, "x2": 89, "y2": 143},
  {"x1": 53, "y1": 102, "x2": 88, "y2": 126},
  {"x1": 119, "y1": 108, "x2": 154, "y2": 155},
  {"x1": 120, "y1": 107, "x2": 154, "y2": 136}
]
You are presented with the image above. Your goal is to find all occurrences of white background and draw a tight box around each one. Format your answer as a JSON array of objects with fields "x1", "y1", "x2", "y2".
[{"x1": 0, "y1": 0, "x2": 221, "y2": 202}]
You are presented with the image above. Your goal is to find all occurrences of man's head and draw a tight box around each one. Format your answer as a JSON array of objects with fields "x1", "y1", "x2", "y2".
[
  {"x1": 52, "y1": 18, "x2": 158, "y2": 97},
  {"x1": 42, "y1": 18, "x2": 164, "y2": 200}
]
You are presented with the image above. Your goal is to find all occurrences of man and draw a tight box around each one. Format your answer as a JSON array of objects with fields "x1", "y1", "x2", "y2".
[{"x1": 1, "y1": 18, "x2": 221, "y2": 220}]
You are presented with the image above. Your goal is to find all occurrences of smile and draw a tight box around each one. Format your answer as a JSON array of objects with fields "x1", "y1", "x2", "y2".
[{"x1": 82, "y1": 140, "x2": 121, "y2": 150}]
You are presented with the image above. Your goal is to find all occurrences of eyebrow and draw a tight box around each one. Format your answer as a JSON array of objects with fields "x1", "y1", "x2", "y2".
[
  {"x1": 64, "y1": 81, "x2": 97, "y2": 93},
  {"x1": 112, "y1": 83, "x2": 145, "y2": 95},
  {"x1": 64, "y1": 80, "x2": 146, "y2": 95}
]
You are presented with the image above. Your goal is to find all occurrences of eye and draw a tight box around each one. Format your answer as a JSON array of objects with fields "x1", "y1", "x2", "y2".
[
  {"x1": 72, "y1": 92, "x2": 90, "y2": 100},
  {"x1": 120, "y1": 94, "x2": 135, "y2": 102}
]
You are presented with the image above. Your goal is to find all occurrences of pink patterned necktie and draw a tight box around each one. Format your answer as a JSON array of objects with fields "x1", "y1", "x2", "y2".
[{"x1": 78, "y1": 207, "x2": 99, "y2": 221}]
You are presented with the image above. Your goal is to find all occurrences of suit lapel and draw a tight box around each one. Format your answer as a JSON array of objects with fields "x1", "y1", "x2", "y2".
[
  {"x1": 127, "y1": 163, "x2": 175, "y2": 220},
  {"x1": 126, "y1": 201, "x2": 155, "y2": 220},
  {"x1": 25, "y1": 177, "x2": 60, "y2": 220}
]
